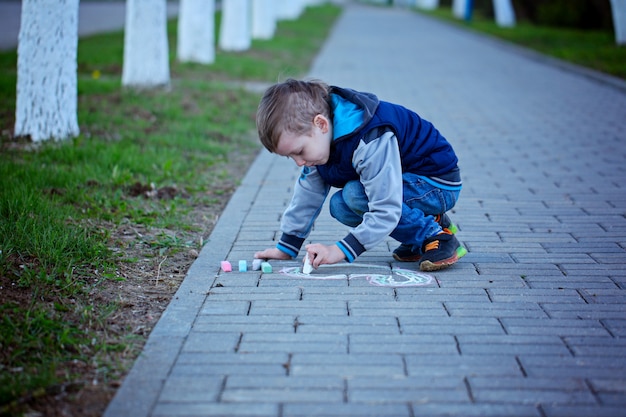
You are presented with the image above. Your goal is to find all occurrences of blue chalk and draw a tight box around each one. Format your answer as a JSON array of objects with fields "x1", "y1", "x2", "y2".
[{"x1": 238, "y1": 260, "x2": 247, "y2": 272}]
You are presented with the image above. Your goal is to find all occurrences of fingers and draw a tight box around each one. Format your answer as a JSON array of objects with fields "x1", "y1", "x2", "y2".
[
  {"x1": 253, "y1": 250, "x2": 269, "y2": 259},
  {"x1": 305, "y1": 244, "x2": 326, "y2": 268},
  {"x1": 254, "y1": 248, "x2": 290, "y2": 260}
]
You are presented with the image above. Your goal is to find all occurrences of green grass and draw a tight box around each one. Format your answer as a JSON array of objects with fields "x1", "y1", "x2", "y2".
[
  {"x1": 0, "y1": 3, "x2": 341, "y2": 412},
  {"x1": 418, "y1": 6, "x2": 626, "y2": 80}
]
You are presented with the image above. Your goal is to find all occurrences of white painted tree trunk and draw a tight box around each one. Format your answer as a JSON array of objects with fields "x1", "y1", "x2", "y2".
[
  {"x1": 218, "y1": 0, "x2": 251, "y2": 51},
  {"x1": 177, "y1": 0, "x2": 215, "y2": 63},
  {"x1": 610, "y1": 0, "x2": 626, "y2": 44},
  {"x1": 252, "y1": 0, "x2": 276, "y2": 40},
  {"x1": 122, "y1": 0, "x2": 170, "y2": 88},
  {"x1": 493, "y1": 0, "x2": 515, "y2": 27},
  {"x1": 276, "y1": 0, "x2": 303, "y2": 20},
  {"x1": 452, "y1": 0, "x2": 468, "y2": 19},
  {"x1": 15, "y1": 0, "x2": 79, "y2": 142},
  {"x1": 416, "y1": 0, "x2": 439, "y2": 10}
]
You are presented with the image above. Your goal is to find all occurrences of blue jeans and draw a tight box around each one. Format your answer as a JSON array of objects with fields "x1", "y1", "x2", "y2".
[{"x1": 329, "y1": 173, "x2": 460, "y2": 252}]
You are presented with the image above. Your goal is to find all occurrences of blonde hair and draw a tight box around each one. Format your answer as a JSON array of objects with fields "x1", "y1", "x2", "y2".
[{"x1": 256, "y1": 79, "x2": 331, "y2": 153}]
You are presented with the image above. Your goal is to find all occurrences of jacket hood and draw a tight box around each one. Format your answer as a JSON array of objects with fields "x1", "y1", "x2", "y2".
[{"x1": 329, "y1": 86, "x2": 379, "y2": 141}]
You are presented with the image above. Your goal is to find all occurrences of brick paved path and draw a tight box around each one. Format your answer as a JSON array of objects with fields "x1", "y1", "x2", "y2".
[{"x1": 105, "y1": 3, "x2": 626, "y2": 417}]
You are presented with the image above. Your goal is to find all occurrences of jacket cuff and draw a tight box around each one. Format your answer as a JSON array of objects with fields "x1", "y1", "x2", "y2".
[
  {"x1": 277, "y1": 233, "x2": 305, "y2": 258},
  {"x1": 336, "y1": 233, "x2": 366, "y2": 263}
]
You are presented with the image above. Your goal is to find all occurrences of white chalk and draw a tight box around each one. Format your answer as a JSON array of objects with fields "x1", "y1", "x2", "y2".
[
  {"x1": 303, "y1": 254, "x2": 313, "y2": 275},
  {"x1": 252, "y1": 259, "x2": 262, "y2": 271}
]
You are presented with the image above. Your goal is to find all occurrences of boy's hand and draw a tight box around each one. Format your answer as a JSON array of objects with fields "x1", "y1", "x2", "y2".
[
  {"x1": 254, "y1": 248, "x2": 291, "y2": 260},
  {"x1": 305, "y1": 243, "x2": 345, "y2": 268}
]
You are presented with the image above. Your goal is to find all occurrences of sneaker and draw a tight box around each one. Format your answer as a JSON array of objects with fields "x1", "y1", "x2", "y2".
[
  {"x1": 392, "y1": 244, "x2": 421, "y2": 262},
  {"x1": 419, "y1": 231, "x2": 467, "y2": 271},
  {"x1": 436, "y1": 213, "x2": 458, "y2": 234},
  {"x1": 392, "y1": 214, "x2": 457, "y2": 262}
]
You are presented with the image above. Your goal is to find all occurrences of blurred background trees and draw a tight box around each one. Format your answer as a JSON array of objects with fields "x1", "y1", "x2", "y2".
[{"x1": 440, "y1": 0, "x2": 615, "y2": 30}]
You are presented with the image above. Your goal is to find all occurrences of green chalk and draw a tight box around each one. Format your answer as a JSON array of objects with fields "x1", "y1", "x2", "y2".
[{"x1": 261, "y1": 262, "x2": 272, "y2": 273}]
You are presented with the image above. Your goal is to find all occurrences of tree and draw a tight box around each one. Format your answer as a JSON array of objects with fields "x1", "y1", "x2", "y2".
[
  {"x1": 252, "y1": 0, "x2": 277, "y2": 40},
  {"x1": 610, "y1": 0, "x2": 626, "y2": 44},
  {"x1": 14, "y1": 0, "x2": 80, "y2": 142},
  {"x1": 493, "y1": 0, "x2": 516, "y2": 27},
  {"x1": 416, "y1": 0, "x2": 440, "y2": 10},
  {"x1": 219, "y1": 0, "x2": 251, "y2": 51},
  {"x1": 452, "y1": 0, "x2": 470, "y2": 20},
  {"x1": 276, "y1": 0, "x2": 305, "y2": 20},
  {"x1": 177, "y1": 0, "x2": 216, "y2": 64},
  {"x1": 122, "y1": 0, "x2": 170, "y2": 88}
]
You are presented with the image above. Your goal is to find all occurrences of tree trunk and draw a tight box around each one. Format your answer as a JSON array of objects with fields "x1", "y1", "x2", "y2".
[
  {"x1": 452, "y1": 0, "x2": 469, "y2": 19},
  {"x1": 122, "y1": 0, "x2": 170, "y2": 88},
  {"x1": 252, "y1": 0, "x2": 276, "y2": 40},
  {"x1": 610, "y1": 0, "x2": 626, "y2": 44},
  {"x1": 276, "y1": 0, "x2": 304, "y2": 20},
  {"x1": 417, "y1": 0, "x2": 440, "y2": 10},
  {"x1": 15, "y1": 0, "x2": 79, "y2": 142},
  {"x1": 218, "y1": 0, "x2": 251, "y2": 51},
  {"x1": 177, "y1": 0, "x2": 215, "y2": 63},
  {"x1": 493, "y1": 0, "x2": 516, "y2": 27}
]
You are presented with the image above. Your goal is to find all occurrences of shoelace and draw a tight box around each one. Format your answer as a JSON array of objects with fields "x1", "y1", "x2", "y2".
[{"x1": 424, "y1": 240, "x2": 440, "y2": 252}]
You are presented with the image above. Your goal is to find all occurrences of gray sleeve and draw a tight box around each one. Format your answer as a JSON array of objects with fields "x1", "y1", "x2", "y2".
[
  {"x1": 348, "y1": 130, "x2": 403, "y2": 250},
  {"x1": 281, "y1": 166, "x2": 331, "y2": 239}
]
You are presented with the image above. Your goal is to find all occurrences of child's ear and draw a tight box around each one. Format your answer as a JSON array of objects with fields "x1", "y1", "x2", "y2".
[{"x1": 313, "y1": 114, "x2": 329, "y2": 133}]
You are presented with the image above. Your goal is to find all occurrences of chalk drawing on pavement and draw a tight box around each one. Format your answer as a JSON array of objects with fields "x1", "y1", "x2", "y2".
[{"x1": 279, "y1": 266, "x2": 434, "y2": 287}]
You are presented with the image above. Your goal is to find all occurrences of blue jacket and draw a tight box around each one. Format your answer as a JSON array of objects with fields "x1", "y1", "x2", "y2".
[{"x1": 277, "y1": 86, "x2": 461, "y2": 261}]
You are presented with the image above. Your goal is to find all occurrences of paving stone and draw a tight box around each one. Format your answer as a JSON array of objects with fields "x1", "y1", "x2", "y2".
[
  {"x1": 158, "y1": 375, "x2": 223, "y2": 403},
  {"x1": 282, "y1": 403, "x2": 412, "y2": 417},
  {"x1": 221, "y1": 388, "x2": 344, "y2": 403},
  {"x1": 226, "y1": 375, "x2": 345, "y2": 390},
  {"x1": 152, "y1": 403, "x2": 278, "y2": 417},
  {"x1": 541, "y1": 405, "x2": 626, "y2": 417},
  {"x1": 410, "y1": 403, "x2": 542, "y2": 417}
]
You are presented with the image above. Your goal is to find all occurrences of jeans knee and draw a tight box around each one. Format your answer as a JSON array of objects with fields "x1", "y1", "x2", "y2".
[
  {"x1": 342, "y1": 180, "x2": 366, "y2": 210},
  {"x1": 329, "y1": 190, "x2": 344, "y2": 219}
]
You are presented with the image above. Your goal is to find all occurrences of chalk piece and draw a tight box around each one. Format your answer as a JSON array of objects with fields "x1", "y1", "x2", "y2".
[
  {"x1": 220, "y1": 261, "x2": 232, "y2": 272},
  {"x1": 261, "y1": 262, "x2": 272, "y2": 273},
  {"x1": 238, "y1": 260, "x2": 247, "y2": 272},
  {"x1": 303, "y1": 255, "x2": 313, "y2": 275},
  {"x1": 252, "y1": 259, "x2": 262, "y2": 271}
]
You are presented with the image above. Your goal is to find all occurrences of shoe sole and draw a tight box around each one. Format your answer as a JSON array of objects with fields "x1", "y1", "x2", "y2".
[
  {"x1": 419, "y1": 246, "x2": 467, "y2": 272},
  {"x1": 392, "y1": 253, "x2": 421, "y2": 262}
]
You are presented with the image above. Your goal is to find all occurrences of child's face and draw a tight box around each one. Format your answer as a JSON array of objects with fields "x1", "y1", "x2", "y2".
[{"x1": 275, "y1": 114, "x2": 332, "y2": 167}]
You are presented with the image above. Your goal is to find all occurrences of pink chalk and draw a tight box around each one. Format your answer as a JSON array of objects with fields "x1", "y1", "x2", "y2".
[{"x1": 220, "y1": 261, "x2": 232, "y2": 272}]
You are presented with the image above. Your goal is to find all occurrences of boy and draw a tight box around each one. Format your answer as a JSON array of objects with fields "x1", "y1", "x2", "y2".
[{"x1": 254, "y1": 79, "x2": 466, "y2": 272}]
